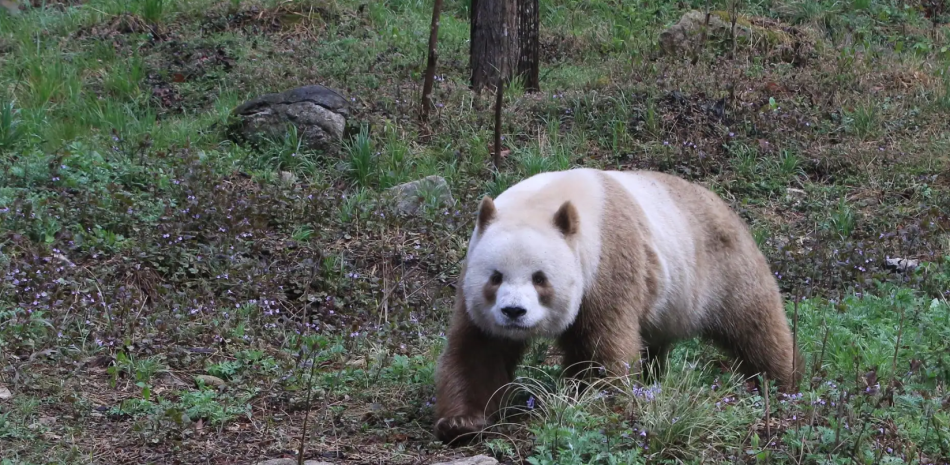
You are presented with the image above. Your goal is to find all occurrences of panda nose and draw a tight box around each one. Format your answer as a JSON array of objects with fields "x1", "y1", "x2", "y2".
[{"x1": 501, "y1": 306, "x2": 527, "y2": 319}]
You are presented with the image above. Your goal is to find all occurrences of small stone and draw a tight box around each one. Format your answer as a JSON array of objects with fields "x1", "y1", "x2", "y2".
[
  {"x1": 0, "y1": 384, "x2": 12, "y2": 400},
  {"x1": 0, "y1": 0, "x2": 21, "y2": 16},
  {"x1": 52, "y1": 252, "x2": 76, "y2": 268},
  {"x1": 884, "y1": 257, "x2": 919, "y2": 273},
  {"x1": 83, "y1": 354, "x2": 114, "y2": 368},
  {"x1": 431, "y1": 455, "x2": 499, "y2": 465},
  {"x1": 279, "y1": 171, "x2": 297, "y2": 185},
  {"x1": 387, "y1": 176, "x2": 454, "y2": 215},
  {"x1": 28, "y1": 416, "x2": 57, "y2": 429},
  {"x1": 194, "y1": 375, "x2": 226, "y2": 388}
]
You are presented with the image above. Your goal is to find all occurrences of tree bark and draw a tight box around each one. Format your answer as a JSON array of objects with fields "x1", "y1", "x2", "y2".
[
  {"x1": 516, "y1": 0, "x2": 539, "y2": 92},
  {"x1": 470, "y1": 0, "x2": 518, "y2": 93},
  {"x1": 420, "y1": 0, "x2": 444, "y2": 123}
]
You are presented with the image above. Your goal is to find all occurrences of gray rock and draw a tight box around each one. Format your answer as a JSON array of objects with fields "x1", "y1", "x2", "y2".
[
  {"x1": 658, "y1": 10, "x2": 812, "y2": 61},
  {"x1": 194, "y1": 375, "x2": 226, "y2": 388},
  {"x1": 660, "y1": 10, "x2": 730, "y2": 55},
  {"x1": 279, "y1": 171, "x2": 297, "y2": 186},
  {"x1": 1, "y1": 0, "x2": 22, "y2": 16},
  {"x1": 387, "y1": 176, "x2": 454, "y2": 215},
  {"x1": 431, "y1": 455, "x2": 498, "y2": 465},
  {"x1": 230, "y1": 85, "x2": 349, "y2": 154},
  {"x1": 884, "y1": 257, "x2": 919, "y2": 273}
]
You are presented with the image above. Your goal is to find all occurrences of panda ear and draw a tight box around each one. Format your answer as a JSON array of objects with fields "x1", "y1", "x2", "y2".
[
  {"x1": 553, "y1": 200, "x2": 579, "y2": 237},
  {"x1": 477, "y1": 196, "x2": 496, "y2": 231}
]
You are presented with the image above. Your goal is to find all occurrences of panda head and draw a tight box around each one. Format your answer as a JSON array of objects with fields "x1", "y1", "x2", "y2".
[{"x1": 462, "y1": 195, "x2": 585, "y2": 340}]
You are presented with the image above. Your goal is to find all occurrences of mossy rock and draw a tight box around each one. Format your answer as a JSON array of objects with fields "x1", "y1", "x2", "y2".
[
  {"x1": 227, "y1": 84, "x2": 349, "y2": 155},
  {"x1": 659, "y1": 10, "x2": 819, "y2": 63}
]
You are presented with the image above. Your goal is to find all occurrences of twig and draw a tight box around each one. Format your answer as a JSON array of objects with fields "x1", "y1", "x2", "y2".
[
  {"x1": 297, "y1": 339, "x2": 321, "y2": 465},
  {"x1": 793, "y1": 289, "x2": 800, "y2": 384},
  {"x1": 813, "y1": 318, "x2": 830, "y2": 380},
  {"x1": 692, "y1": 0, "x2": 712, "y2": 65},
  {"x1": 764, "y1": 374, "x2": 772, "y2": 442},
  {"x1": 833, "y1": 387, "x2": 846, "y2": 449},
  {"x1": 890, "y1": 300, "x2": 905, "y2": 378},
  {"x1": 419, "y1": 0, "x2": 444, "y2": 124},
  {"x1": 492, "y1": 73, "x2": 505, "y2": 172},
  {"x1": 730, "y1": 0, "x2": 739, "y2": 58}
]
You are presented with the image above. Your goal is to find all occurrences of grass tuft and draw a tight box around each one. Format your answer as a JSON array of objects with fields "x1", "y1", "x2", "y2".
[
  {"x1": 0, "y1": 99, "x2": 26, "y2": 151},
  {"x1": 344, "y1": 124, "x2": 376, "y2": 189},
  {"x1": 500, "y1": 356, "x2": 759, "y2": 463}
]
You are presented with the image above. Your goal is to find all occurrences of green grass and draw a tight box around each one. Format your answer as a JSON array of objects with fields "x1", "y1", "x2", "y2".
[{"x1": 1, "y1": 0, "x2": 949, "y2": 463}]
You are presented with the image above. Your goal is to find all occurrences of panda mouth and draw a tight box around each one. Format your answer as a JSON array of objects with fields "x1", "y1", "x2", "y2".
[{"x1": 503, "y1": 323, "x2": 531, "y2": 331}]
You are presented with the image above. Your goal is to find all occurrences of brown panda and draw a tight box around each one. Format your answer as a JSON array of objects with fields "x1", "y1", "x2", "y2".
[{"x1": 433, "y1": 168, "x2": 803, "y2": 444}]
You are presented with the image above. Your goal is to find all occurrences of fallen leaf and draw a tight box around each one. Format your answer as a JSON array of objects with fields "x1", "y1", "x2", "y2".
[
  {"x1": 486, "y1": 143, "x2": 510, "y2": 158},
  {"x1": 29, "y1": 348, "x2": 56, "y2": 361}
]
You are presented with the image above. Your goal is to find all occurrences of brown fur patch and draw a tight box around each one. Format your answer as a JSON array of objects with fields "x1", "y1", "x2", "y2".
[
  {"x1": 642, "y1": 247, "x2": 661, "y2": 305},
  {"x1": 482, "y1": 280, "x2": 499, "y2": 304},
  {"x1": 534, "y1": 275, "x2": 555, "y2": 307},
  {"x1": 557, "y1": 173, "x2": 660, "y2": 379},
  {"x1": 477, "y1": 196, "x2": 496, "y2": 231},
  {"x1": 637, "y1": 171, "x2": 804, "y2": 391},
  {"x1": 553, "y1": 200, "x2": 580, "y2": 236},
  {"x1": 434, "y1": 264, "x2": 528, "y2": 444}
]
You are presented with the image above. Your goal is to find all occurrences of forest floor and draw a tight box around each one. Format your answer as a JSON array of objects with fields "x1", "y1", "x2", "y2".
[{"x1": 1, "y1": 0, "x2": 950, "y2": 464}]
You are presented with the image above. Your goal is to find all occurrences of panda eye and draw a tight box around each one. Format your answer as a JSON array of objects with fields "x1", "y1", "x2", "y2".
[
  {"x1": 489, "y1": 271, "x2": 503, "y2": 285},
  {"x1": 532, "y1": 271, "x2": 547, "y2": 286}
]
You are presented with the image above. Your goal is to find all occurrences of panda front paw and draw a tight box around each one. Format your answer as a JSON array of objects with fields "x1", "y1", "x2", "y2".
[{"x1": 434, "y1": 415, "x2": 488, "y2": 445}]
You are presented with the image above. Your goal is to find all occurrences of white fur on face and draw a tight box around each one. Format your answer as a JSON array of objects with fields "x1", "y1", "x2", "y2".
[{"x1": 463, "y1": 224, "x2": 584, "y2": 340}]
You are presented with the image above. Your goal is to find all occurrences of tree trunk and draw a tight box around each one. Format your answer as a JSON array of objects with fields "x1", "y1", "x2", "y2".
[
  {"x1": 470, "y1": 0, "x2": 518, "y2": 93},
  {"x1": 516, "y1": 0, "x2": 539, "y2": 92}
]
